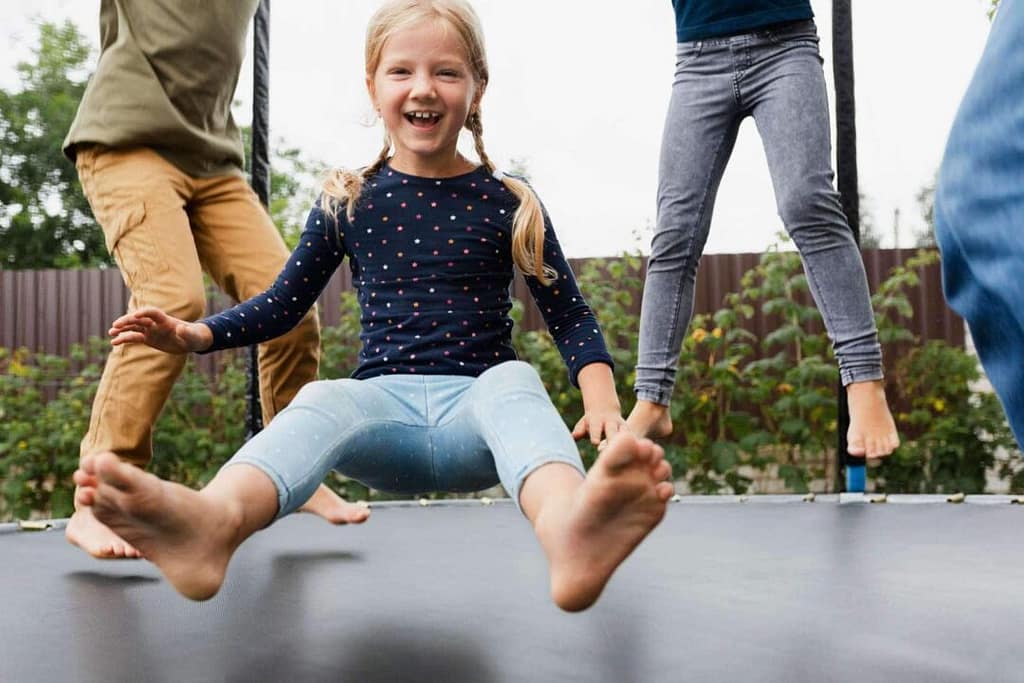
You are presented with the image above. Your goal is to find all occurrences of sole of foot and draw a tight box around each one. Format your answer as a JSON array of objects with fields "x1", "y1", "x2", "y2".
[
  {"x1": 546, "y1": 432, "x2": 674, "y2": 612},
  {"x1": 75, "y1": 452, "x2": 241, "y2": 601}
]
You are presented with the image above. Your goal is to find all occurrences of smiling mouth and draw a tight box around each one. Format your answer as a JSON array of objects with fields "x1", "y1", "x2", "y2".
[{"x1": 405, "y1": 111, "x2": 442, "y2": 128}]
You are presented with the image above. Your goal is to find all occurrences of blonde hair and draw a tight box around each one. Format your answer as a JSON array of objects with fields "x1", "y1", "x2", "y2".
[{"x1": 321, "y1": 0, "x2": 554, "y2": 284}]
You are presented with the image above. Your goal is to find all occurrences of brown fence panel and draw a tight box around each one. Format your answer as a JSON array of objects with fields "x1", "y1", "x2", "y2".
[{"x1": 0, "y1": 249, "x2": 963, "y2": 359}]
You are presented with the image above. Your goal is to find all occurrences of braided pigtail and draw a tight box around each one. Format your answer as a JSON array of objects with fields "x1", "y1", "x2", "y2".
[{"x1": 467, "y1": 111, "x2": 554, "y2": 285}]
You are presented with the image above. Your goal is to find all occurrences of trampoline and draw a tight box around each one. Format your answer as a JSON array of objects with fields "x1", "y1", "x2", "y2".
[{"x1": 2, "y1": 496, "x2": 1023, "y2": 682}]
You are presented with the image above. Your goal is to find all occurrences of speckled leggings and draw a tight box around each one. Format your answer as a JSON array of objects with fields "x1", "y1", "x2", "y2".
[{"x1": 224, "y1": 361, "x2": 585, "y2": 517}]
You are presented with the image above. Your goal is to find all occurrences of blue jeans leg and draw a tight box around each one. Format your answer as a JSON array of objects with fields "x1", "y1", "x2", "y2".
[
  {"x1": 635, "y1": 20, "x2": 883, "y2": 405},
  {"x1": 935, "y1": 0, "x2": 1024, "y2": 446}
]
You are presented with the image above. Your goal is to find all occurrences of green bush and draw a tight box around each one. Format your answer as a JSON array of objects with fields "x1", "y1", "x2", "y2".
[{"x1": 2, "y1": 246, "x2": 1021, "y2": 521}]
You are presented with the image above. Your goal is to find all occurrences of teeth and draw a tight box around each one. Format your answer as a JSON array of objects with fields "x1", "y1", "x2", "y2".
[{"x1": 409, "y1": 112, "x2": 439, "y2": 119}]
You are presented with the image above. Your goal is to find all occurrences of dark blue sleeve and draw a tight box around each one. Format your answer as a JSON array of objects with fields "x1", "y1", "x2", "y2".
[
  {"x1": 200, "y1": 203, "x2": 347, "y2": 352},
  {"x1": 523, "y1": 208, "x2": 614, "y2": 387}
]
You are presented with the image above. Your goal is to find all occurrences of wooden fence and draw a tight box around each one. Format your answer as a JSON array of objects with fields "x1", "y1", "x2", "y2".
[{"x1": 1, "y1": 249, "x2": 963, "y2": 362}]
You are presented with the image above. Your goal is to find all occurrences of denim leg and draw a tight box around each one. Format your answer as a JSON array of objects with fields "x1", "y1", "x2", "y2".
[
  {"x1": 635, "y1": 42, "x2": 744, "y2": 405},
  {"x1": 935, "y1": 0, "x2": 1024, "y2": 446},
  {"x1": 746, "y1": 24, "x2": 883, "y2": 385},
  {"x1": 439, "y1": 361, "x2": 584, "y2": 510},
  {"x1": 223, "y1": 376, "x2": 434, "y2": 518}
]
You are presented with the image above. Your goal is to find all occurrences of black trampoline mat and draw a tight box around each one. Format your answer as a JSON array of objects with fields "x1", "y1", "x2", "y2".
[{"x1": 2, "y1": 498, "x2": 1022, "y2": 682}]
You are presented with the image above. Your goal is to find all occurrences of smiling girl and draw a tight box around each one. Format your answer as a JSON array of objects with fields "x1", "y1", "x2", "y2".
[{"x1": 74, "y1": 0, "x2": 674, "y2": 613}]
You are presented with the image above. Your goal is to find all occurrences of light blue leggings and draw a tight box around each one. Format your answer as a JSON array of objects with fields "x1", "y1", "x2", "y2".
[{"x1": 224, "y1": 361, "x2": 585, "y2": 517}]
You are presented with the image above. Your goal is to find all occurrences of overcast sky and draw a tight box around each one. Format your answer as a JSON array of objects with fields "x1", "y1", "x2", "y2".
[{"x1": 1, "y1": 1, "x2": 994, "y2": 257}]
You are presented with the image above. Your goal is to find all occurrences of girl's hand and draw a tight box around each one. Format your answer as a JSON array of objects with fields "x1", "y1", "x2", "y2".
[
  {"x1": 573, "y1": 362, "x2": 624, "y2": 446},
  {"x1": 109, "y1": 306, "x2": 213, "y2": 354},
  {"x1": 572, "y1": 408, "x2": 627, "y2": 446}
]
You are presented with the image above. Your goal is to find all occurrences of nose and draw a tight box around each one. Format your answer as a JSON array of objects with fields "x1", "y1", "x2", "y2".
[{"x1": 409, "y1": 72, "x2": 436, "y2": 99}]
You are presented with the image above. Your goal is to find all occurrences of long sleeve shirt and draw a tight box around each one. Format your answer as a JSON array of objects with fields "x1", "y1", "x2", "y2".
[{"x1": 201, "y1": 164, "x2": 613, "y2": 386}]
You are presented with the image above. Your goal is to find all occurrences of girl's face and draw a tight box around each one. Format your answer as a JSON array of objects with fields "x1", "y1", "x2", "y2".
[{"x1": 368, "y1": 19, "x2": 482, "y2": 177}]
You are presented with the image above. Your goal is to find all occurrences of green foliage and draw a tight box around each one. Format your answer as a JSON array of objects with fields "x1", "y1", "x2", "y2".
[
  {"x1": 2, "y1": 245, "x2": 1021, "y2": 521},
  {"x1": 0, "y1": 21, "x2": 108, "y2": 269},
  {"x1": 240, "y1": 126, "x2": 328, "y2": 249},
  {"x1": 0, "y1": 339, "x2": 251, "y2": 521}
]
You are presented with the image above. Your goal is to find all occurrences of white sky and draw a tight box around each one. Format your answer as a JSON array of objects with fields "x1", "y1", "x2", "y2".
[{"x1": 0, "y1": 0, "x2": 994, "y2": 257}]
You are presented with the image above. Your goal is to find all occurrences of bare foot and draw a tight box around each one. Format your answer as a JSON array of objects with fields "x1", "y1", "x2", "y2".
[
  {"x1": 847, "y1": 380, "x2": 900, "y2": 459},
  {"x1": 536, "y1": 432, "x2": 674, "y2": 612},
  {"x1": 65, "y1": 503, "x2": 143, "y2": 559},
  {"x1": 625, "y1": 400, "x2": 673, "y2": 439},
  {"x1": 74, "y1": 452, "x2": 245, "y2": 601},
  {"x1": 298, "y1": 484, "x2": 370, "y2": 525}
]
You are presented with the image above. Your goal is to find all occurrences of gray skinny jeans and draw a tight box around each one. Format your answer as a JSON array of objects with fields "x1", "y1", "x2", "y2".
[{"x1": 635, "y1": 19, "x2": 883, "y2": 405}]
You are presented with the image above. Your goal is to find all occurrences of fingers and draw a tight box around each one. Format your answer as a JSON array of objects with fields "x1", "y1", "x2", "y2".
[
  {"x1": 571, "y1": 417, "x2": 588, "y2": 441},
  {"x1": 110, "y1": 330, "x2": 148, "y2": 346}
]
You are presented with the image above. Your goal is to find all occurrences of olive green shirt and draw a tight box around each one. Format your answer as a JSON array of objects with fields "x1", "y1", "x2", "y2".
[{"x1": 63, "y1": 0, "x2": 259, "y2": 178}]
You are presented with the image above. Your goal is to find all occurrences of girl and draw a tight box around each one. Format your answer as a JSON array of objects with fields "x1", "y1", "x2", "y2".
[
  {"x1": 75, "y1": 0, "x2": 674, "y2": 613},
  {"x1": 627, "y1": 1, "x2": 901, "y2": 460}
]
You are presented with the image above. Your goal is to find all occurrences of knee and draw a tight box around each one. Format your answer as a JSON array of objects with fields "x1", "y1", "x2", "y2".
[
  {"x1": 291, "y1": 378, "x2": 354, "y2": 408},
  {"x1": 477, "y1": 361, "x2": 545, "y2": 395},
  {"x1": 162, "y1": 284, "x2": 207, "y2": 322},
  {"x1": 778, "y1": 191, "x2": 852, "y2": 243}
]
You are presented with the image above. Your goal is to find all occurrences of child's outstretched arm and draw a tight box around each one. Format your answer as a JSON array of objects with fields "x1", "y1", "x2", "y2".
[
  {"x1": 572, "y1": 362, "x2": 626, "y2": 446},
  {"x1": 110, "y1": 307, "x2": 212, "y2": 353},
  {"x1": 112, "y1": 203, "x2": 346, "y2": 356}
]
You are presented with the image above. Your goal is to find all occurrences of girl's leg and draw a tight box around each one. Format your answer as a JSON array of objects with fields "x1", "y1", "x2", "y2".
[
  {"x1": 189, "y1": 175, "x2": 361, "y2": 524},
  {"x1": 74, "y1": 377, "x2": 428, "y2": 600},
  {"x1": 631, "y1": 41, "x2": 743, "y2": 438},
  {"x1": 748, "y1": 23, "x2": 898, "y2": 457},
  {"x1": 456, "y1": 362, "x2": 674, "y2": 612}
]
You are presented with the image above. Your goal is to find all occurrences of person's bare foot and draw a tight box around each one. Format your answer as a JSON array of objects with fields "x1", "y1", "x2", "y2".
[
  {"x1": 847, "y1": 380, "x2": 900, "y2": 459},
  {"x1": 73, "y1": 452, "x2": 245, "y2": 601},
  {"x1": 65, "y1": 502, "x2": 143, "y2": 559},
  {"x1": 625, "y1": 400, "x2": 673, "y2": 439},
  {"x1": 298, "y1": 484, "x2": 370, "y2": 525},
  {"x1": 536, "y1": 432, "x2": 674, "y2": 612}
]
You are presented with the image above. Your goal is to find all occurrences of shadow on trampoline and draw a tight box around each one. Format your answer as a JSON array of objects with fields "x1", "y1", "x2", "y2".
[
  {"x1": 271, "y1": 549, "x2": 364, "y2": 567},
  {"x1": 263, "y1": 625, "x2": 498, "y2": 683},
  {"x1": 65, "y1": 570, "x2": 160, "y2": 587}
]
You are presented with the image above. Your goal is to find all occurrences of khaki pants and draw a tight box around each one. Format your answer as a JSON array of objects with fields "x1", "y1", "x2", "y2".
[{"x1": 76, "y1": 146, "x2": 320, "y2": 466}]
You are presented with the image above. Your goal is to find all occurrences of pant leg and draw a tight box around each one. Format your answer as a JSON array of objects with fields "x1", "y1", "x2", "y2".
[
  {"x1": 437, "y1": 361, "x2": 584, "y2": 509},
  {"x1": 76, "y1": 147, "x2": 207, "y2": 466},
  {"x1": 745, "y1": 22, "x2": 883, "y2": 385},
  {"x1": 189, "y1": 174, "x2": 320, "y2": 422},
  {"x1": 935, "y1": 0, "x2": 1024, "y2": 446},
  {"x1": 225, "y1": 376, "x2": 435, "y2": 518},
  {"x1": 635, "y1": 41, "x2": 745, "y2": 405}
]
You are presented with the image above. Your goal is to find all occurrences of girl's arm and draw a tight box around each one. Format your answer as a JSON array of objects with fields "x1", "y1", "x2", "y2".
[
  {"x1": 109, "y1": 203, "x2": 347, "y2": 354},
  {"x1": 522, "y1": 208, "x2": 620, "y2": 444}
]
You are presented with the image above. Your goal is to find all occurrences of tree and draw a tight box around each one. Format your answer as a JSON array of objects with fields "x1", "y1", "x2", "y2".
[
  {"x1": 0, "y1": 21, "x2": 108, "y2": 269},
  {"x1": 857, "y1": 192, "x2": 883, "y2": 248},
  {"x1": 913, "y1": 176, "x2": 937, "y2": 247},
  {"x1": 240, "y1": 126, "x2": 328, "y2": 249}
]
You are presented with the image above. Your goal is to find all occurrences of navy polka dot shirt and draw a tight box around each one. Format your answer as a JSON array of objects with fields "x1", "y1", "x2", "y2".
[{"x1": 201, "y1": 164, "x2": 613, "y2": 386}]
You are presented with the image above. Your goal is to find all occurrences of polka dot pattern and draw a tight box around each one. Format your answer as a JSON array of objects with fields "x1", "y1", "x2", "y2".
[{"x1": 202, "y1": 164, "x2": 613, "y2": 385}]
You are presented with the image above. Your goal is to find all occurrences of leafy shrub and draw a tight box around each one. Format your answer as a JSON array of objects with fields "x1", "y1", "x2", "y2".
[{"x1": 2, "y1": 247, "x2": 1021, "y2": 521}]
